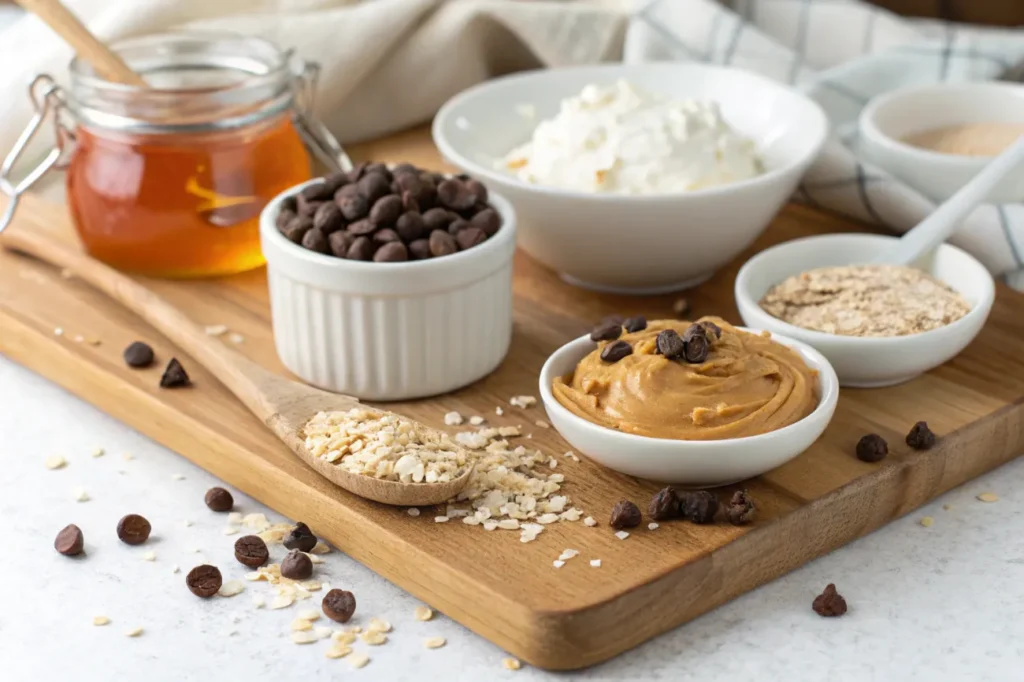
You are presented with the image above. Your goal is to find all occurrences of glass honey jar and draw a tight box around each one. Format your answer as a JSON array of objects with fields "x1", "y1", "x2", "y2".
[{"x1": 0, "y1": 32, "x2": 348, "y2": 278}]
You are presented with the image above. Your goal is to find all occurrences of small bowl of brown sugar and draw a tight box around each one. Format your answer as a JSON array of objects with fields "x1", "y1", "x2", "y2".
[{"x1": 734, "y1": 233, "x2": 994, "y2": 387}]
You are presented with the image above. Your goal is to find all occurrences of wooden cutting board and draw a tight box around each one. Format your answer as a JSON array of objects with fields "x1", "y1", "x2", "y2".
[{"x1": 3, "y1": 127, "x2": 1024, "y2": 671}]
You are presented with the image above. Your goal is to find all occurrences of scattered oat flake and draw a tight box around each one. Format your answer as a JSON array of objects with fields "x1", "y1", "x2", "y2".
[
  {"x1": 252, "y1": 595, "x2": 266, "y2": 609},
  {"x1": 228, "y1": 333, "x2": 245, "y2": 344},
  {"x1": 73, "y1": 335, "x2": 84, "y2": 343},
  {"x1": 583, "y1": 517, "x2": 597, "y2": 527},
  {"x1": 407, "y1": 508, "x2": 421, "y2": 517},
  {"x1": 204, "y1": 324, "x2": 228, "y2": 336},
  {"x1": 361, "y1": 631, "x2": 387, "y2": 645},
  {"x1": 368, "y1": 617, "x2": 392, "y2": 633},
  {"x1": 535, "y1": 419, "x2": 550, "y2": 429},
  {"x1": 548, "y1": 458, "x2": 558, "y2": 469},
  {"x1": 218, "y1": 580, "x2": 245, "y2": 597},
  {"x1": 171, "y1": 565, "x2": 180, "y2": 574},
  {"x1": 615, "y1": 531, "x2": 630, "y2": 540},
  {"x1": 648, "y1": 522, "x2": 660, "y2": 530},
  {"x1": 291, "y1": 631, "x2": 319, "y2": 645},
  {"x1": 333, "y1": 631, "x2": 356, "y2": 645},
  {"x1": 291, "y1": 619, "x2": 313, "y2": 632},
  {"x1": 424, "y1": 637, "x2": 446, "y2": 649},
  {"x1": 558, "y1": 549, "x2": 579, "y2": 561},
  {"x1": 87, "y1": 338, "x2": 102, "y2": 346},
  {"x1": 125, "y1": 627, "x2": 143, "y2": 638},
  {"x1": 502, "y1": 657, "x2": 522, "y2": 671},
  {"x1": 310, "y1": 541, "x2": 331, "y2": 554},
  {"x1": 444, "y1": 411, "x2": 464, "y2": 426},
  {"x1": 271, "y1": 595, "x2": 295, "y2": 610},
  {"x1": 227, "y1": 512, "x2": 243, "y2": 524},
  {"x1": 552, "y1": 560, "x2": 565, "y2": 569},
  {"x1": 919, "y1": 516, "x2": 934, "y2": 527},
  {"x1": 73, "y1": 487, "x2": 90, "y2": 502},
  {"x1": 308, "y1": 554, "x2": 325, "y2": 565},
  {"x1": 90, "y1": 447, "x2": 105, "y2": 458},
  {"x1": 590, "y1": 559, "x2": 602, "y2": 568},
  {"x1": 44, "y1": 455, "x2": 67, "y2": 470},
  {"x1": 183, "y1": 520, "x2": 193, "y2": 528},
  {"x1": 325, "y1": 645, "x2": 351, "y2": 659},
  {"x1": 93, "y1": 616, "x2": 110, "y2": 626},
  {"x1": 349, "y1": 653, "x2": 370, "y2": 669},
  {"x1": 495, "y1": 407, "x2": 504, "y2": 416},
  {"x1": 510, "y1": 396, "x2": 536, "y2": 409},
  {"x1": 298, "y1": 609, "x2": 320, "y2": 622},
  {"x1": 54, "y1": 327, "x2": 64, "y2": 336},
  {"x1": 314, "y1": 626, "x2": 332, "y2": 639},
  {"x1": 142, "y1": 551, "x2": 156, "y2": 561},
  {"x1": 977, "y1": 492, "x2": 999, "y2": 503},
  {"x1": 434, "y1": 516, "x2": 449, "y2": 523},
  {"x1": 123, "y1": 453, "x2": 134, "y2": 461},
  {"x1": 414, "y1": 606, "x2": 434, "y2": 622},
  {"x1": 223, "y1": 527, "x2": 240, "y2": 536},
  {"x1": 469, "y1": 416, "x2": 485, "y2": 426},
  {"x1": 171, "y1": 474, "x2": 186, "y2": 481}
]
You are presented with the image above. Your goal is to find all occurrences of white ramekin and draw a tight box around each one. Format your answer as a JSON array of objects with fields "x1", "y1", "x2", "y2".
[{"x1": 260, "y1": 179, "x2": 517, "y2": 401}]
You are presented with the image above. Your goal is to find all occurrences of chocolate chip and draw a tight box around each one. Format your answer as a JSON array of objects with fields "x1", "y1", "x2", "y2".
[
  {"x1": 234, "y1": 535, "x2": 269, "y2": 568},
  {"x1": 395, "y1": 212, "x2": 425, "y2": 242},
  {"x1": 346, "y1": 236, "x2": 375, "y2": 261},
  {"x1": 374, "y1": 242, "x2": 409, "y2": 262},
  {"x1": 447, "y1": 218, "x2": 470, "y2": 236},
  {"x1": 392, "y1": 163, "x2": 418, "y2": 175},
  {"x1": 812, "y1": 583, "x2": 847, "y2": 617},
  {"x1": 373, "y1": 228, "x2": 401, "y2": 244},
  {"x1": 600, "y1": 340, "x2": 633, "y2": 363},
  {"x1": 298, "y1": 183, "x2": 333, "y2": 214},
  {"x1": 301, "y1": 228, "x2": 329, "y2": 254},
  {"x1": 159, "y1": 358, "x2": 190, "y2": 388},
  {"x1": 364, "y1": 162, "x2": 392, "y2": 181},
  {"x1": 422, "y1": 208, "x2": 454, "y2": 232},
  {"x1": 648, "y1": 487, "x2": 680, "y2": 521},
  {"x1": 322, "y1": 171, "x2": 349, "y2": 194},
  {"x1": 336, "y1": 193, "x2": 369, "y2": 221},
  {"x1": 609, "y1": 500, "x2": 642, "y2": 529},
  {"x1": 679, "y1": 491, "x2": 718, "y2": 524},
  {"x1": 283, "y1": 522, "x2": 318, "y2": 552},
  {"x1": 725, "y1": 490, "x2": 756, "y2": 525},
  {"x1": 623, "y1": 316, "x2": 647, "y2": 333},
  {"x1": 313, "y1": 201, "x2": 345, "y2": 235},
  {"x1": 682, "y1": 324, "x2": 709, "y2": 363},
  {"x1": 275, "y1": 207, "x2": 297, "y2": 232},
  {"x1": 357, "y1": 172, "x2": 391, "y2": 203},
  {"x1": 401, "y1": 190, "x2": 420, "y2": 214},
  {"x1": 283, "y1": 216, "x2": 313, "y2": 244},
  {"x1": 347, "y1": 161, "x2": 369, "y2": 183},
  {"x1": 409, "y1": 239, "x2": 431, "y2": 260},
  {"x1": 335, "y1": 182, "x2": 361, "y2": 200},
  {"x1": 905, "y1": 421, "x2": 936, "y2": 450},
  {"x1": 116, "y1": 514, "x2": 151, "y2": 545},
  {"x1": 700, "y1": 320, "x2": 723, "y2": 339},
  {"x1": 393, "y1": 172, "x2": 424, "y2": 198},
  {"x1": 455, "y1": 226, "x2": 487, "y2": 250},
  {"x1": 204, "y1": 487, "x2": 233, "y2": 512},
  {"x1": 280, "y1": 195, "x2": 298, "y2": 214},
  {"x1": 655, "y1": 329, "x2": 685, "y2": 358},
  {"x1": 369, "y1": 194, "x2": 403, "y2": 226},
  {"x1": 346, "y1": 219, "x2": 376, "y2": 236},
  {"x1": 329, "y1": 231, "x2": 355, "y2": 258},
  {"x1": 322, "y1": 589, "x2": 357, "y2": 623},
  {"x1": 280, "y1": 549, "x2": 313, "y2": 580},
  {"x1": 429, "y1": 230, "x2": 457, "y2": 257},
  {"x1": 55, "y1": 524, "x2": 84, "y2": 556},
  {"x1": 465, "y1": 179, "x2": 488, "y2": 204},
  {"x1": 855, "y1": 434, "x2": 888, "y2": 462},
  {"x1": 590, "y1": 321, "x2": 622, "y2": 342},
  {"x1": 123, "y1": 341, "x2": 154, "y2": 368},
  {"x1": 469, "y1": 207, "x2": 501, "y2": 237},
  {"x1": 437, "y1": 179, "x2": 477, "y2": 211},
  {"x1": 186, "y1": 564, "x2": 222, "y2": 598}
]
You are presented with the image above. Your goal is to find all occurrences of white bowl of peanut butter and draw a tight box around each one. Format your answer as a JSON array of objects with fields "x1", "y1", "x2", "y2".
[
  {"x1": 859, "y1": 82, "x2": 1024, "y2": 202},
  {"x1": 538, "y1": 318, "x2": 839, "y2": 486}
]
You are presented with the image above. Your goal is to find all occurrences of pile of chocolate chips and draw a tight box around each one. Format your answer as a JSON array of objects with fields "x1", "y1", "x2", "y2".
[{"x1": 276, "y1": 162, "x2": 502, "y2": 263}]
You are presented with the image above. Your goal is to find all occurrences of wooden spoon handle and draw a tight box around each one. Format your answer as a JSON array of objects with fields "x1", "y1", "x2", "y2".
[
  {"x1": 2, "y1": 225, "x2": 287, "y2": 424},
  {"x1": 15, "y1": 0, "x2": 146, "y2": 86}
]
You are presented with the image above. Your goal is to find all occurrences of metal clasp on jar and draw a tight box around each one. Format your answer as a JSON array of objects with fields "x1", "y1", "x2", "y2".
[
  {"x1": 289, "y1": 53, "x2": 352, "y2": 175},
  {"x1": 0, "y1": 74, "x2": 76, "y2": 234}
]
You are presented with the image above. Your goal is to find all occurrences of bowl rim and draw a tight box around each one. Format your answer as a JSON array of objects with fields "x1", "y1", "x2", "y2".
[
  {"x1": 432, "y1": 62, "x2": 830, "y2": 202},
  {"x1": 733, "y1": 232, "x2": 996, "y2": 347},
  {"x1": 259, "y1": 177, "x2": 517, "y2": 274},
  {"x1": 859, "y1": 81, "x2": 1024, "y2": 166},
  {"x1": 538, "y1": 326, "x2": 839, "y2": 450}
]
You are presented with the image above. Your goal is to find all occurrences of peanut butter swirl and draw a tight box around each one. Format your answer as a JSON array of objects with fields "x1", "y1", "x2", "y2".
[{"x1": 552, "y1": 317, "x2": 819, "y2": 440}]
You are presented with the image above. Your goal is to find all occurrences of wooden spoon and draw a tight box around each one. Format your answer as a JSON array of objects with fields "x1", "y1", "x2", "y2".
[
  {"x1": 15, "y1": 0, "x2": 147, "y2": 86},
  {"x1": 1, "y1": 226, "x2": 473, "y2": 506}
]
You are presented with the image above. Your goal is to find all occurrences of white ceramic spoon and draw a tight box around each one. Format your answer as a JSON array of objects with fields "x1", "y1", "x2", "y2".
[{"x1": 876, "y1": 134, "x2": 1024, "y2": 266}]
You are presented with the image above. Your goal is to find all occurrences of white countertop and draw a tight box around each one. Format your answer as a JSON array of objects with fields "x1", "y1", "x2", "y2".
[{"x1": 2, "y1": 355, "x2": 1022, "y2": 681}]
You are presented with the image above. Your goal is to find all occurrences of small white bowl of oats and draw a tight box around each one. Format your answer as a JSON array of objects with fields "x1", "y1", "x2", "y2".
[{"x1": 735, "y1": 233, "x2": 995, "y2": 387}]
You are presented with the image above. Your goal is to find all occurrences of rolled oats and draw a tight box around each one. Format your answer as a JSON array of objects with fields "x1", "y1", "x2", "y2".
[
  {"x1": 614, "y1": 531, "x2": 630, "y2": 540},
  {"x1": 124, "y1": 627, "x2": 144, "y2": 638},
  {"x1": 590, "y1": 559, "x2": 602, "y2": 568},
  {"x1": 407, "y1": 508, "x2": 421, "y2": 517},
  {"x1": 93, "y1": 616, "x2": 110, "y2": 626},
  {"x1": 44, "y1": 455, "x2": 67, "y2": 470},
  {"x1": 977, "y1": 492, "x2": 999, "y2": 503},
  {"x1": 325, "y1": 645, "x2": 351, "y2": 659},
  {"x1": 510, "y1": 396, "x2": 537, "y2": 409},
  {"x1": 424, "y1": 637, "x2": 446, "y2": 649},
  {"x1": 291, "y1": 631, "x2": 319, "y2": 645},
  {"x1": 502, "y1": 657, "x2": 521, "y2": 671},
  {"x1": 444, "y1": 411, "x2": 464, "y2": 426},
  {"x1": 414, "y1": 606, "x2": 434, "y2": 622},
  {"x1": 361, "y1": 631, "x2": 387, "y2": 645},
  {"x1": 348, "y1": 653, "x2": 370, "y2": 669}
]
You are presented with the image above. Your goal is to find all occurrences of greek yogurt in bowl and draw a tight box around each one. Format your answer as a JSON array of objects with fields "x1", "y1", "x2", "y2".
[{"x1": 503, "y1": 80, "x2": 763, "y2": 194}]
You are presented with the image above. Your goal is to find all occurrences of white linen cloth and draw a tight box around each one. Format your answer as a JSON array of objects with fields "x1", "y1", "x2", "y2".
[{"x1": 1, "y1": 0, "x2": 1023, "y2": 286}]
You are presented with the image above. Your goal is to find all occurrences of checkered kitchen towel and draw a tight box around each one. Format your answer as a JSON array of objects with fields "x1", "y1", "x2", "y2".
[{"x1": 625, "y1": 0, "x2": 1024, "y2": 289}]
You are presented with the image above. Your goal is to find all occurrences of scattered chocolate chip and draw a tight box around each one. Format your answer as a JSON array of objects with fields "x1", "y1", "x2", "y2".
[
  {"x1": 369, "y1": 194, "x2": 403, "y2": 226},
  {"x1": 905, "y1": 421, "x2": 936, "y2": 450},
  {"x1": 623, "y1": 316, "x2": 647, "y2": 333},
  {"x1": 437, "y1": 179, "x2": 477, "y2": 211},
  {"x1": 301, "y1": 228, "x2": 329, "y2": 254},
  {"x1": 186, "y1": 564, "x2": 222, "y2": 598},
  {"x1": 312, "y1": 202, "x2": 345, "y2": 235},
  {"x1": 699, "y1": 320, "x2": 723, "y2": 339},
  {"x1": 116, "y1": 514, "x2": 151, "y2": 545},
  {"x1": 673, "y1": 298, "x2": 690, "y2": 317},
  {"x1": 55, "y1": 523, "x2": 84, "y2": 556},
  {"x1": 283, "y1": 522, "x2": 318, "y2": 552},
  {"x1": 329, "y1": 231, "x2": 355, "y2": 258},
  {"x1": 682, "y1": 324, "x2": 710, "y2": 363},
  {"x1": 455, "y1": 226, "x2": 487, "y2": 250},
  {"x1": 283, "y1": 216, "x2": 313, "y2": 244},
  {"x1": 123, "y1": 341, "x2": 154, "y2": 368},
  {"x1": 159, "y1": 358, "x2": 190, "y2": 388},
  {"x1": 609, "y1": 500, "x2": 642, "y2": 529},
  {"x1": 357, "y1": 172, "x2": 391, "y2": 203},
  {"x1": 280, "y1": 549, "x2": 313, "y2": 580},
  {"x1": 812, "y1": 583, "x2": 847, "y2": 617},
  {"x1": 234, "y1": 535, "x2": 270, "y2": 568},
  {"x1": 725, "y1": 490, "x2": 756, "y2": 525},
  {"x1": 322, "y1": 588, "x2": 357, "y2": 623},
  {"x1": 408, "y1": 239, "x2": 431, "y2": 260},
  {"x1": 422, "y1": 208, "x2": 454, "y2": 232},
  {"x1": 346, "y1": 236, "x2": 375, "y2": 261},
  {"x1": 337, "y1": 193, "x2": 369, "y2": 222},
  {"x1": 648, "y1": 487, "x2": 680, "y2": 521},
  {"x1": 374, "y1": 242, "x2": 409, "y2": 263},
  {"x1": 470, "y1": 208, "x2": 501, "y2": 237},
  {"x1": 395, "y1": 212, "x2": 425, "y2": 242},
  {"x1": 590, "y1": 321, "x2": 622, "y2": 342},
  {"x1": 600, "y1": 340, "x2": 633, "y2": 363},
  {"x1": 204, "y1": 487, "x2": 234, "y2": 512},
  {"x1": 656, "y1": 329, "x2": 685, "y2": 359},
  {"x1": 428, "y1": 230, "x2": 457, "y2": 257},
  {"x1": 855, "y1": 434, "x2": 888, "y2": 463},
  {"x1": 679, "y1": 491, "x2": 718, "y2": 524}
]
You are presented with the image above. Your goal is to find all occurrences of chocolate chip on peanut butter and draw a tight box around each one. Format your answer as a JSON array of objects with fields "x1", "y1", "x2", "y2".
[
  {"x1": 623, "y1": 316, "x2": 647, "y2": 333},
  {"x1": 590, "y1": 321, "x2": 622, "y2": 342},
  {"x1": 600, "y1": 340, "x2": 633, "y2": 363},
  {"x1": 655, "y1": 329, "x2": 685, "y2": 358},
  {"x1": 682, "y1": 324, "x2": 710, "y2": 363}
]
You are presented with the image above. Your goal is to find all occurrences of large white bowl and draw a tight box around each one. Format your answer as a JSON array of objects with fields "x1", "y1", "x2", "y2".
[
  {"x1": 433, "y1": 63, "x2": 828, "y2": 294},
  {"x1": 538, "y1": 329, "x2": 839, "y2": 486},
  {"x1": 260, "y1": 179, "x2": 516, "y2": 401},
  {"x1": 735, "y1": 234, "x2": 995, "y2": 388}
]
